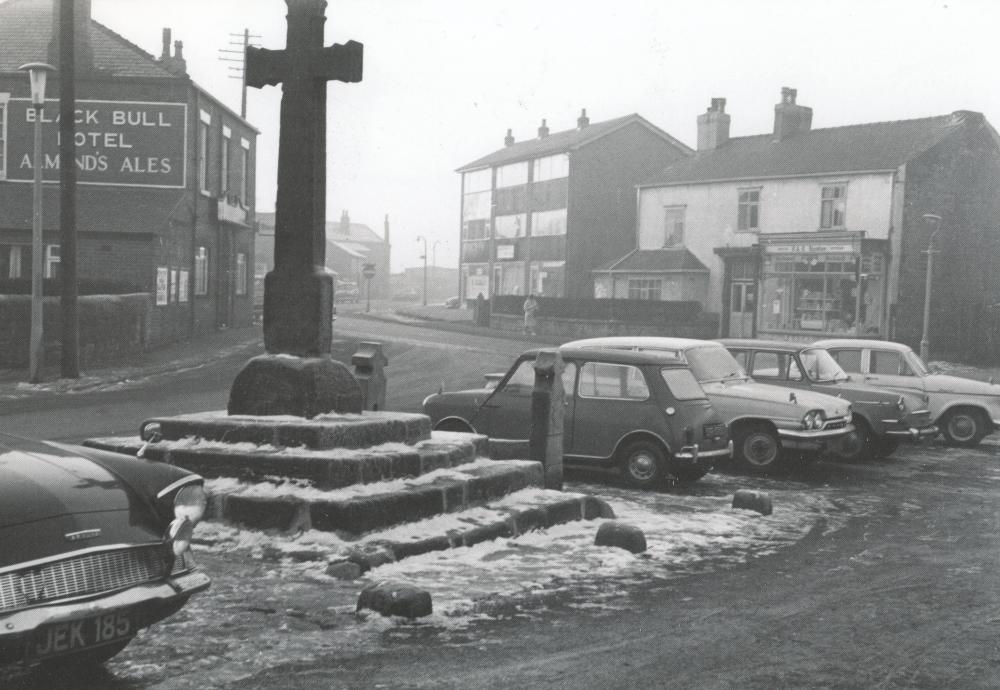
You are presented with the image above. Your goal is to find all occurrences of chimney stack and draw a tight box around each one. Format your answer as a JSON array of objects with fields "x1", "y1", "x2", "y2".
[
  {"x1": 172, "y1": 40, "x2": 186, "y2": 73},
  {"x1": 577, "y1": 108, "x2": 590, "y2": 129},
  {"x1": 537, "y1": 119, "x2": 549, "y2": 138},
  {"x1": 696, "y1": 97, "x2": 730, "y2": 151},
  {"x1": 48, "y1": 0, "x2": 95, "y2": 72},
  {"x1": 773, "y1": 86, "x2": 812, "y2": 140},
  {"x1": 340, "y1": 210, "x2": 350, "y2": 234},
  {"x1": 161, "y1": 28, "x2": 171, "y2": 60},
  {"x1": 504, "y1": 128, "x2": 515, "y2": 147},
  {"x1": 384, "y1": 214, "x2": 390, "y2": 244},
  {"x1": 157, "y1": 28, "x2": 188, "y2": 75}
]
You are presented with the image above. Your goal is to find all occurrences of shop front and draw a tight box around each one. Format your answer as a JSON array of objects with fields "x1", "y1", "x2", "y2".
[{"x1": 757, "y1": 232, "x2": 887, "y2": 341}]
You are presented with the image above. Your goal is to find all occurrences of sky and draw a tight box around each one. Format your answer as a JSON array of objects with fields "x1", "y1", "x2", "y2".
[{"x1": 86, "y1": 0, "x2": 1000, "y2": 272}]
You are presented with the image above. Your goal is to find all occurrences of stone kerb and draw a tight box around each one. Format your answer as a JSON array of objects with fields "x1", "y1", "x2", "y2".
[{"x1": 146, "y1": 410, "x2": 431, "y2": 450}]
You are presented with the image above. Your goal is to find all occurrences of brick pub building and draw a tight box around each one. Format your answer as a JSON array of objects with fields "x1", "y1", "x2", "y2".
[{"x1": 0, "y1": 0, "x2": 257, "y2": 354}]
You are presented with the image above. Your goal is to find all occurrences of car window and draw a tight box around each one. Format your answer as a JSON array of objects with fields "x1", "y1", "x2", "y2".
[
  {"x1": 578, "y1": 362, "x2": 650, "y2": 400},
  {"x1": 730, "y1": 350, "x2": 749, "y2": 370},
  {"x1": 660, "y1": 368, "x2": 707, "y2": 401},
  {"x1": 561, "y1": 361, "x2": 577, "y2": 397},
  {"x1": 871, "y1": 350, "x2": 912, "y2": 376},
  {"x1": 787, "y1": 357, "x2": 803, "y2": 381},
  {"x1": 750, "y1": 351, "x2": 783, "y2": 378},
  {"x1": 829, "y1": 349, "x2": 862, "y2": 373},
  {"x1": 498, "y1": 358, "x2": 536, "y2": 393}
]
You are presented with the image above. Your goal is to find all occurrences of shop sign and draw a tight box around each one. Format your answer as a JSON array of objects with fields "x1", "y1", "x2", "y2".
[
  {"x1": 496, "y1": 244, "x2": 515, "y2": 260},
  {"x1": 766, "y1": 242, "x2": 855, "y2": 255},
  {"x1": 6, "y1": 99, "x2": 187, "y2": 188}
]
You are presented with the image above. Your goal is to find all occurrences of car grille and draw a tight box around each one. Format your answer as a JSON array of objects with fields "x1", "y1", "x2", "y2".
[
  {"x1": 0, "y1": 544, "x2": 172, "y2": 614},
  {"x1": 702, "y1": 422, "x2": 727, "y2": 438},
  {"x1": 823, "y1": 420, "x2": 848, "y2": 431}
]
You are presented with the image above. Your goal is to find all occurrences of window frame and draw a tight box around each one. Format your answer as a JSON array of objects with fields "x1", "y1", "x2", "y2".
[
  {"x1": 220, "y1": 125, "x2": 231, "y2": 195},
  {"x1": 820, "y1": 183, "x2": 847, "y2": 229},
  {"x1": 577, "y1": 361, "x2": 651, "y2": 401},
  {"x1": 663, "y1": 205, "x2": 685, "y2": 247},
  {"x1": 194, "y1": 246, "x2": 209, "y2": 296},
  {"x1": 240, "y1": 137, "x2": 251, "y2": 204},
  {"x1": 737, "y1": 187, "x2": 761, "y2": 233},
  {"x1": 0, "y1": 93, "x2": 9, "y2": 180},
  {"x1": 236, "y1": 252, "x2": 247, "y2": 295},
  {"x1": 198, "y1": 110, "x2": 211, "y2": 195}
]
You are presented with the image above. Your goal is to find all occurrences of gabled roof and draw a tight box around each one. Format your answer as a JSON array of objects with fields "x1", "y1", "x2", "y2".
[
  {"x1": 595, "y1": 247, "x2": 709, "y2": 273},
  {"x1": 457, "y1": 114, "x2": 692, "y2": 172},
  {"x1": 0, "y1": 0, "x2": 177, "y2": 77},
  {"x1": 644, "y1": 111, "x2": 988, "y2": 187}
]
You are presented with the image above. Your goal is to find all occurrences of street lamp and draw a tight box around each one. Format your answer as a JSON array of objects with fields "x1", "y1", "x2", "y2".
[
  {"x1": 416, "y1": 235, "x2": 428, "y2": 306},
  {"x1": 19, "y1": 62, "x2": 55, "y2": 383},
  {"x1": 920, "y1": 213, "x2": 942, "y2": 363}
]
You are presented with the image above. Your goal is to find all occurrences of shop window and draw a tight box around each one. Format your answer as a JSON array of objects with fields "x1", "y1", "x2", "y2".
[
  {"x1": 495, "y1": 213, "x2": 525, "y2": 239},
  {"x1": 195, "y1": 246, "x2": 209, "y2": 295},
  {"x1": 628, "y1": 279, "x2": 662, "y2": 301},
  {"x1": 462, "y1": 263, "x2": 490, "y2": 299},
  {"x1": 532, "y1": 154, "x2": 568, "y2": 182},
  {"x1": 737, "y1": 189, "x2": 760, "y2": 232},
  {"x1": 494, "y1": 261, "x2": 524, "y2": 295},
  {"x1": 530, "y1": 208, "x2": 566, "y2": 236},
  {"x1": 495, "y1": 161, "x2": 528, "y2": 188},
  {"x1": 663, "y1": 206, "x2": 685, "y2": 247},
  {"x1": 530, "y1": 261, "x2": 565, "y2": 297},
  {"x1": 820, "y1": 184, "x2": 846, "y2": 229},
  {"x1": 0, "y1": 93, "x2": 8, "y2": 180},
  {"x1": 236, "y1": 253, "x2": 247, "y2": 295}
]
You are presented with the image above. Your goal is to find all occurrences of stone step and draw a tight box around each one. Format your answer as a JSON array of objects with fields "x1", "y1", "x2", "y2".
[
  {"x1": 140, "y1": 410, "x2": 432, "y2": 450},
  {"x1": 84, "y1": 430, "x2": 489, "y2": 490},
  {"x1": 203, "y1": 458, "x2": 548, "y2": 538}
]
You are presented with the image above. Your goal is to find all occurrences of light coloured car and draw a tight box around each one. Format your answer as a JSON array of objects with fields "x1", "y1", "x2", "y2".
[
  {"x1": 563, "y1": 337, "x2": 854, "y2": 473},
  {"x1": 815, "y1": 338, "x2": 1000, "y2": 447}
]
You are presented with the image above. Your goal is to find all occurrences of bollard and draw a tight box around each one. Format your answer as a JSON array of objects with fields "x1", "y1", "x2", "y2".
[
  {"x1": 732, "y1": 489, "x2": 773, "y2": 516},
  {"x1": 529, "y1": 349, "x2": 564, "y2": 490},
  {"x1": 594, "y1": 521, "x2": 647, "y2": 554},
  {"x1": 352, "y1": 341, "x2": 388, "y2": 411},
  {"x1": 357, "y1": 580, "x2": 432, "y2": 619}
]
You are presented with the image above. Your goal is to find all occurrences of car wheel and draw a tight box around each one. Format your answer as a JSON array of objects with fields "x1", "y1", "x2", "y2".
[
  {"x1": 940, "y1": 408, "x2": 988, "y2": 447},
  {"x1": 671, "y1": 466, "x2": 709, "y2": 483},
  {"x1": 618, "y1": 440, "x2": 666, "y2": 489},
  {"x1": 735, "y1": 425, "x2": 782, "y2": 473},
  {"x1": 433, "y1": 418, "x2": 474, "y2": 433},
  {"x1": 830, "y1": 418, "x2": 875, "y2": 462}
]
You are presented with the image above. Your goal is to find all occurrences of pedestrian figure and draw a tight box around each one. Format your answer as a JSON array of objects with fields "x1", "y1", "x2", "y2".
[{"x1": 523, "y1": 294, "x2": 539, "y2": 336}]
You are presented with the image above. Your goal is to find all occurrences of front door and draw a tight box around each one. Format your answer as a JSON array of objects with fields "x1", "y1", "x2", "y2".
[{"x1": 729, "y1": 281, "x2": 756, "y2": 337}]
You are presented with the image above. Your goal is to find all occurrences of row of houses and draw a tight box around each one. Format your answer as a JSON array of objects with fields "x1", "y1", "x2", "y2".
[{"x1": 457, "y1": 89, "x2": 1000, "y2": 354}]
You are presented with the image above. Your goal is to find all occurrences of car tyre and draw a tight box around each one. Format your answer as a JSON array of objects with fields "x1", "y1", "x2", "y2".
[
  {"x1": 671, "y1": 466, "x2": 710, "y2": 484},
  {"x1": 872, "y1": 437, "x2": 899, "y2": 458},
  {"x1": 433, "y1": 418, "x2": 474, "y2": 433},
  {"x1": 830, "y1": 417, "x2": 875, "y2": 462},
  {"x1": 618, "y1": 440, "x2": 666, "y2": 489},
  {"x1": 940, "y1": 408, "x2": 988, "y2": 447},
  {"x1": 735, "y1": 425, "x2": 782, "y2": 473}
]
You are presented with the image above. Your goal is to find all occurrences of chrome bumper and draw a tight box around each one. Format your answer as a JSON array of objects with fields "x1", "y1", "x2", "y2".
[
  {"x1": 0, "y1": 570, "x2": 210, "y2": 639},
  {"x1": 676, "y1": 440, "x2": 733, "y2": 461},
  {"x1": 778, "y1": 424, "x2": 854, "y2": 441},
  {"x1": 884, "y1": 425, "x2": 938, "y2": 439}
]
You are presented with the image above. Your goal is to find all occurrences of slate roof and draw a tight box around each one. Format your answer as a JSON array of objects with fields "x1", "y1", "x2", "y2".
[
  {"x1": 595, "y1": 248, "x2": 709, "y2": 273},
  {"x1": 644, "y1": 111, "x2": 985, "y2": 186},
  {"x1": 0, "y1": 0, "x2": 177, "y2": 77},
  {"x1": 457, "y1": 114, "x2": 693, "y2": 172}
]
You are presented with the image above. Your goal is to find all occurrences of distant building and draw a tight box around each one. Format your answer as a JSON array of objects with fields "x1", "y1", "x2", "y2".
[
  {"x1": 0, "y1": 0, "x2": 258, "y2": 343},
  {"x1": 256, "y1": 210, "x2": 391, "y2": 299},
  {"x1": 618, "y1": 88, "x2": 1000, "y2": 358},
  {"x1": 456, "y1": 110, "x2": 692, "y2": 301},
  {"x1": 392, "y1": 265, "x2": 459, "y2": 303}
]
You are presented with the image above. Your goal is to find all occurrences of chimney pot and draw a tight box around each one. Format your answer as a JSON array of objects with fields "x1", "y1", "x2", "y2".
[
  {"x1": 538, "y1": 119, "x2": 549, "y2": 138},
  {"x1": 773, "y1": 86, "x2": 812, "y2": 139},
  {"x1": 577, "y1": 108, "x2": 590, "y2": 129},
  {"x1": 697, "y1": 97, "x2": 730, "y2": 151},
  {"x1": 504, "y1": 128, "x2": 515, "y2": 147}
]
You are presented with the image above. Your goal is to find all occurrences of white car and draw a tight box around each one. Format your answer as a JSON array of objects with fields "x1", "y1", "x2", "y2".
[
  {"x1": 815, "y1": 338, "x2": 1000, "y2": 447},
  {"x1": 562, "y1": 337, "x2": 853, "y2": 472}
]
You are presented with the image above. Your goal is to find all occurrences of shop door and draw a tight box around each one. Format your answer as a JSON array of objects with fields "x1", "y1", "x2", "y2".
[{"x1": 729, "y1": 281, "x2": 756, "y2": 337}]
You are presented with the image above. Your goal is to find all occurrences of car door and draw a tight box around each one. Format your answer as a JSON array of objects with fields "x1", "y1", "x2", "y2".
[
  {"x1": 746, "y1": 350, "x2": 808, "y2": 391},
  {"x1": 570, "y1": 360, "x2": 656, "y2": 463},
  {"x1": 560, "y1": 360, "x2": 578, "y2": 448},
  {"x1": 859, "y1": 348, "x2": 927, "y2": 397},
  {"x1": 475, "y1": 356, "x2": 536, "y2": 438}
]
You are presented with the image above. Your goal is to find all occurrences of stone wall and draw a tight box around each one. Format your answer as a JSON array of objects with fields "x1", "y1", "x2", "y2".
[{"x1": 490, "y1": 312, "x2": 719, "y2": 340}]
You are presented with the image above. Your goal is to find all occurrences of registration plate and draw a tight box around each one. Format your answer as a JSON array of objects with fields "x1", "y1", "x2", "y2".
[{"x1": 26, "y1": 609, "x2": 135, "y2": 662}]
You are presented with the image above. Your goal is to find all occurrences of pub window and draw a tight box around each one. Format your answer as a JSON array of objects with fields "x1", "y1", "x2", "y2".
[
  {"x1": 45, "y1": 244, "x2": 60, "y2": 279},
  {"x1": 663, "y1": 206, "x2": 685, "y2": 247},
  {"x1": 240, "y1": 138, "x2": 251, "y2": 203},
  {"x1": 0, "y1": 93, "x2": 8, "y2": 180},
  {"x1": 198, "y1": 110, "x2": 211, "y2": 195},
  {"x1": 820, "y1": 184, "x2": 846, "y2": 229},
  {"x1": 221, "y1": 126, "x2": 231, "y2": 195},
  {"x1": 195, "y1": 246, "x2": 209, "y2": 295},
  {"x1": 236, "y1": 253, "x2": 247, "y2": 295},
  {"x1": 178, "y1": 269, "x2": 190, "y2": 303},
  {"x1": 737, "y1": 188, "x2": 760, "y2": 232},
  {"x1": 1, "y1": 244, "x2": 24, "y2": 278},
  {"x1": 628, "y1": 278, "x2": 662, "y2": 301}
]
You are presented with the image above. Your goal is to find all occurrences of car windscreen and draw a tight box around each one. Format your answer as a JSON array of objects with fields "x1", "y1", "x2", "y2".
[
  {"x1": 686, "y1": 346, "x2": 748, "y2": 383},
  {"x1": 905, "y1": 350, "x2": 930, "y2": 376},
  {"x1": 659, "y1": 368, "x2": 707, "y2": 400},
  {"x1": 799, "y1": 348, "x2": 848, "y2": 382}
]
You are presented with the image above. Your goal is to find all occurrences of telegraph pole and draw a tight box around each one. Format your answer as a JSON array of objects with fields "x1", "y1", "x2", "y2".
[{"x1": 218, "y1": 29, "x2": 260, "y2": 118}]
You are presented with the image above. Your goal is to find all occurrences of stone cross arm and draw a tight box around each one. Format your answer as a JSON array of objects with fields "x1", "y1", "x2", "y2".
[{"x1": 245, "y1": 40, "x2": 363, "y2": 89}]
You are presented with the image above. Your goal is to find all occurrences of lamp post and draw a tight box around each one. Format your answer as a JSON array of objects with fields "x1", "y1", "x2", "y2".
[
  {"x1": 416, "y1": 235, "x2": 428, "y2": 306},
  {"x1": 362, "y1": 262, "x2": 376, "y2": 314},
  {"x1": 19, "y1": 62, "x2": 55, "y2": 384},
  {"x1": 920, "y1": 213, "x2": 942, "y2": 363}
]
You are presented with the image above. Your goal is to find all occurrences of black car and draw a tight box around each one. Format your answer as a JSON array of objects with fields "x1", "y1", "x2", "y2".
[
  {"x1": 0, "y1": 433, "x2": 210, "y2": 668},
  {"x1": 423, "y1": 346, "x2": 731, "y2": 488}
]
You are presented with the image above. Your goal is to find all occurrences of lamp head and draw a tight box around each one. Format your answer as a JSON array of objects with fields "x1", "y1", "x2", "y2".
[{"x1": 18, "y1": 63, "x2": 56, "y2": 107}]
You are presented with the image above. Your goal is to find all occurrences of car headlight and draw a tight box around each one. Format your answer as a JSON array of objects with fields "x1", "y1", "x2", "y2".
[
  {"x1": 896, "y1": 396, "x2": 906, "y2": 413},
  {"x1": 168, "y1": 484, "x2": 207, "y2": 556},
  {"x1": 802, "y1": 410, "x2": 825, "y2": 430}
]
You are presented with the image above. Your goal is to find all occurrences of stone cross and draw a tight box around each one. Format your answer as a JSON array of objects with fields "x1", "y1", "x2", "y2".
[
  {"x1": 245, "y1": 0, "x2": 362, "y2": 356},
  {"x1": 228, "y1": 0, "x2": 364, "y2": 418}
]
